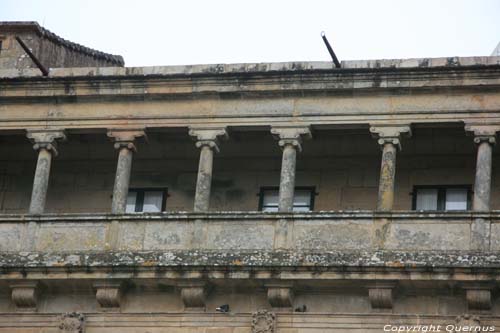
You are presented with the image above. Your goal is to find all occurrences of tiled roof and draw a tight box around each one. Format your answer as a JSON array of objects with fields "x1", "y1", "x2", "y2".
[{"x1": 0, "y1": 21, "x2": 124, "y2": 66}]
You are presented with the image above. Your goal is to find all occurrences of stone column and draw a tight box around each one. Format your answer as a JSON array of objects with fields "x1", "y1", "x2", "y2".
[
  {"x1": 465, "y1": 126, "x2": 497, "y2": 211},
  {"x1": 107, "y1": 129, "x2": 145, "y2": 214},
  {"x1": 271, "y1": 126, "x2": 312, "y2": 212},
  {"x1": 370, "y1": 125, "x2": 411, "y2": 211},
  {"x1": 26, "y1": 130, "x2": 66, "y2": 214},
  {"x1": 189, "y1": 127, "x2": 228, "y2": 212},
  {"x1": 465, "y1": 125, "x2": 499, "y2": 250}
]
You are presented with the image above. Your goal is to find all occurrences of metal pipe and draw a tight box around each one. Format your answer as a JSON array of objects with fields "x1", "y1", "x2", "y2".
[
  {"x1": 15, "y1": 36, "x2": 49, "y2": 76},
  {"x1": 321, "y1": 31, "x2": 341, "y2": 68}
]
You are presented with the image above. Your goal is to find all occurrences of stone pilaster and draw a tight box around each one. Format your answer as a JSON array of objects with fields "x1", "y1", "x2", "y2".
[
  {"x1": 93, "y1": 281, "x2": 124, "y2": 310},
  {"x1": 265, "y1": 283, "x2": 294, "y2": 311},
  {"x1": 107, "y1": 129, "x2": 145, "y2": 214},
  {"x1": 10, "y1": 281, "x2": 39, "y2": 311},
  {"x1": 370, "y1": 125, "x2": 411, "y2": 211},
  {"x1": 178, "y1": 281, "x2": 207, "y2": 311},
  {"x1": 271, "y1": 126, "x2": 312, "y2": 212},
  {"x1": 26, "y1": 129, "x2": 66, "y2": 214},
  {"x1": 189, "y1": 127, "x2": 228, "y2": 212}
]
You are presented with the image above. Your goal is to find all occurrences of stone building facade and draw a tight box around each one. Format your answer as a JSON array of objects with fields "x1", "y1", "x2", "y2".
[{"x1": 1, "y1": 22, "x2": 500, "y2": 332}]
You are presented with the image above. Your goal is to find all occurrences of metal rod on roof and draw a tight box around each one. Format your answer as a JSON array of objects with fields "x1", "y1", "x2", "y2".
[
  {"x1": 321, "y1": 31, "x2": 341, "y2": 68},
  {"x1": 15, "y1": 36, "x2": 49, "y2": 76}
]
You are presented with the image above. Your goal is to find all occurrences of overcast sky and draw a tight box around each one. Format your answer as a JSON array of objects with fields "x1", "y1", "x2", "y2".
[{"x1": 1, "y1": 0, "x2": 499, "y2": 67}]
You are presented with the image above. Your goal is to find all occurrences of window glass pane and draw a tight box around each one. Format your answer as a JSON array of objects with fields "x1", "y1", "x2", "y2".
[
  {"x1": 445, "y1": 188, "x2": 467, "y2": 211},
  {"x1": 262, "y1": 190, "x2": 279, "y2": 206},
  {"x1": 126, "y1": 192, "x2": 137, "y2": 213},
  {"x1": 261, "y1": 188, "x2": 313, "y2": 212},
  {"x1": 293, "y1": 206, "x2": 311, "y2": 212},
  {"x1": 143, "y1": 191, "x2": 163, "y2": 212},
  {"x1": 416, "y1": 189, "x2": 438, "y2": 210},
  {"x1": 294, "y1": 190, "x2": 311, "y2": 206}
]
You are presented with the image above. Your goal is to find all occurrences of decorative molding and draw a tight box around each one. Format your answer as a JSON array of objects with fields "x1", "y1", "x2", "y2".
[
  {"x1": 10, "y1": 281, "x2": 39, "y2": 311},
  {"x1": 178, "y1": 281, "x2": 207, "y2": 311},
  {"x1": 266, "y1": 283, "x2": 294, "y2": 309},
  {"x1": 369, "y1": 125, "x2": 411, "y2": 150},
  {"x1": 251, "y1": 309, "x2": 276, "y2": 333},
  {"x1": 93, "y1": 281, "x2": 123, "y2": 310},
  {"x1": 270, "y1": 125, "x2": 312, "y2": 152},
  {"x1": 26, "y1": 129, "x2": 66, "y2": 156},
  {"x1": 188, "y1": 126, "x2": 228, "y2": 153},
  {"x1": 58, "y1": 312, "x2": 85, "y2": 333},
  {"x1": 455, "y1": 314, "x2": 481, "y2": 332},
  {"x1": 107, "y1": 128, "x2": 146, "y2": 152}
]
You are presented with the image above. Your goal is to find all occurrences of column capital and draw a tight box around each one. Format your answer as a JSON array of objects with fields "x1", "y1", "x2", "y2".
[
  {"x1": 189, "y1": 126, "x2": 228, "y2": 153},
  {"x1": 26, "y1": 129, "x2": 66, "y2": 156},
  {"x1": 271, "y1": 125, "x2": 312, "y2": 152},
  {"x1": 369, "y1": 124, "x2": 411, "y2": 150},
  {"x1": 107, "y1": 128, "x2": 146, "y2": 152},
  {"x1": 465, "y1": 124, "x2": 499, "y2": 145}
]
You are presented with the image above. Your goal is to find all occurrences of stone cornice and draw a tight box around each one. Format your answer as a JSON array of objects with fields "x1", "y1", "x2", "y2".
[
  {"x1": 1, "y1": 65, "x2": 499, "y2": 101},
  {"x1": 2, "y1": 250, "x2": 500, "y2": 271}
]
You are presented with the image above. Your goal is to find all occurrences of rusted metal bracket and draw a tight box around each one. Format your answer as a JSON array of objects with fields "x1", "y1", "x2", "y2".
[
  {"x1": 15, "y1": 36, "x2": 49, "y2": 76},
  {"x1": 321, "y1": 31, "x2": 341, "y2": 68}
]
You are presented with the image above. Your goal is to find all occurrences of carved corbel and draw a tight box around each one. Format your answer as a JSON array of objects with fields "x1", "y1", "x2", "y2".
[
  {"x1": 178, "y1": 281, "x2": 207, "y2": 311},
  {"x1": 26, "y1": 129, "x2": 66, "y2": 156},
  {"x1": 93, "y1": 281, "x2": 124, "y2": 310},
  {"x1": 252, "y1": 309, "x2": 276, "y2": 333},
  {"x1": 10, "y1": 281, "x2": 39, "y2": 311},
  {"x1": 369, "y1": 124, "x2": 411, "y2": 151},
  {"x1": 265, "y1": 283, "x2": 294, "y2": 310},
  {"x1": 188, "y1": 126, "x2": 228, "y2": 153},
  {"x1": 107, "y1": 128, "x2": 146, "y2": 152},
  {"x1": 465, "y1": 288, "x2": 492, "y2": 311},
  {"x1": 58, "y1": 312, "x2": 85, "y2": 333},
  {"x1": 368, "y1": 282, "x2": 396, "y2": 310},
  {"x1": 271, "y1": 125, "x2": 312, "y2": 152}
]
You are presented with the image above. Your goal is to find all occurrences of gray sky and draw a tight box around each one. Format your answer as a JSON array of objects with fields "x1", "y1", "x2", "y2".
[{"x1": 1, "y1": 0, "x2": 499, "y2": 67}]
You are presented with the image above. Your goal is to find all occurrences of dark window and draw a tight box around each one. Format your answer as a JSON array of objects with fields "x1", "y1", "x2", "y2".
[
  {"x1": 0, "y1": 40, "x2": 3, "y2": 55},
  {"x1": 126, "y1": 188, "x2": 167, "y2": 213},
  {"x1": 258, "y1": 186, "x2": 316, "y2": 212},
  {"x1": 412, "y1": 185, "x2": 471, "y2": 211}
]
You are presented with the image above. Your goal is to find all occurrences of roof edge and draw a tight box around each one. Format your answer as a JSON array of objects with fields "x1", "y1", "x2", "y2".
[{"x1": 0, "y1": 21, "x2": 124, "y2": 66}]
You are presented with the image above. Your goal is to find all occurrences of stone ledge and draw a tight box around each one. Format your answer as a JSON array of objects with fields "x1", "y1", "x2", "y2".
[
  {"x1": 0, "y1": 210, "x2": 495, "y2": 223},
  {"x1": 1, "y1": 250, "x2": 500, "y2": 269},
  {"x1": 1, "y1": 56, "x2": 499, "y2": 79}
]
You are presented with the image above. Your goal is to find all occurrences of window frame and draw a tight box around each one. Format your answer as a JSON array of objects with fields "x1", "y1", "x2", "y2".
[
  {"x1": 127, "y1": 187, "x2": 168, "y2": 213},
  {"x1": 257, "y1": 186, "x2": 317, "y2": 212},
  {"x1": 411, "y1": 185, "x2": 472, "y2": 211}
]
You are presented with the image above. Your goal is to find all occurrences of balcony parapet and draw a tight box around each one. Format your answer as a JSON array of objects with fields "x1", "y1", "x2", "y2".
[{"x1": 0, "y1": 211, "x2": 498, "y2": 254}]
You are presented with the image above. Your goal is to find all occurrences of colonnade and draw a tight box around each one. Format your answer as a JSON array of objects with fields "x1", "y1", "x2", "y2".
[{"x1": 23, "y1": 124, "x2": 497, "y2": 215}]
